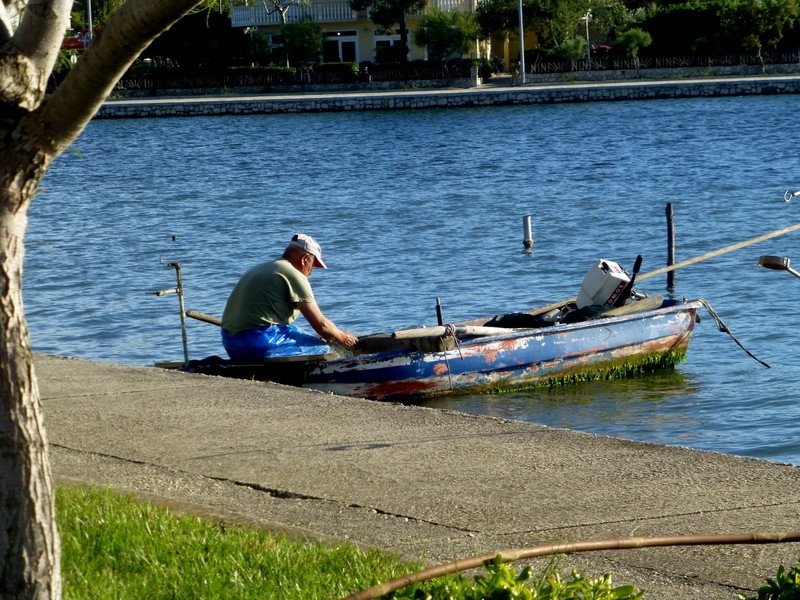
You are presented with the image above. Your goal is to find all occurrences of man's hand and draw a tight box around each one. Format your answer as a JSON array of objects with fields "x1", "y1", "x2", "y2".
[{"x1": 340, "y1": 332, "x2": 359, "y2": 348}]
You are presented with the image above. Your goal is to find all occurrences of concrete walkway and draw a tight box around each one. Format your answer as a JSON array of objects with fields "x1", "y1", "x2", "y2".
[
  {"x1": 39, "y1": 352, "x2": 800, "y2": 599},
  {"x1": 97, "y1": 74, "x2": 800, "y2": 118}
]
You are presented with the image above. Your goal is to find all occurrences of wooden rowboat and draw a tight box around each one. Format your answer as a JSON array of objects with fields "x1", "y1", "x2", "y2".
[{"x1": 173, "y1": 294, "x2": 702, "y2": 401}]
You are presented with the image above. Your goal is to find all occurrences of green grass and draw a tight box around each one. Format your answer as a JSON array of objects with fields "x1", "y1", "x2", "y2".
[
  {"x1": 57, "y1": 486, "x2": 647, "y2": 600},
  {"x1": 57, "y1": 486, "x2": 418, "y2": 600}
]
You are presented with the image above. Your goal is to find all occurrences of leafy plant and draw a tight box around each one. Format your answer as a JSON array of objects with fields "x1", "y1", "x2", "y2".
[
  {"x1": 613, "y1": 27, "x2": 653, "y2": 57},
  {"x1": 413, "y1": 8, "x2": 482, "y2": 61},
  {"x1": 279, "y1": 18, "x2": 324, "y2": 66},
  {"x1": 350, "y1": 0, "x2": 428, "y2": 60},
  {"x1": 383, "y1": 554, "x2": 646, "y2": 599},
  {"x1": 551, "y1": 37, "x2": 589, "y2": 61},
  {"x1": 740, "y1": 561, "x2": 800, "y2": 600}
]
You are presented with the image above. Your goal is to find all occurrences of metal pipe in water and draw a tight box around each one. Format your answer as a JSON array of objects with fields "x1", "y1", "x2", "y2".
[{"x1": 522, "y1": 215, "x2": 533, "y2": 249}]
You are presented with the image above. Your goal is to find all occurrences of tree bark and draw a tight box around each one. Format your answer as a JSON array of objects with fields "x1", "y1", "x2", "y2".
[
  {"x1": 0, "y1": 0, "x2": 203, "y2": 595},
  {"x1": 0, "y1": 194, "x2": 60, "y2": 599}
]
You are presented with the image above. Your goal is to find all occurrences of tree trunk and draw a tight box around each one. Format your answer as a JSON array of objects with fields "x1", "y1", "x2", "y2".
[
  {"x1": 399, "y1": 13, "x2": 409, "y2": 58},
  {"x1": 0, "y1": 0, "x2": 204, "y2": 595},
  {"x1": 0, "y1": 189, "x2": 61, "y2": 599}
]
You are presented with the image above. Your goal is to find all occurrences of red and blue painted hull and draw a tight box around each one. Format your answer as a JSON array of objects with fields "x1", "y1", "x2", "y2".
[{"x1": 303, "y1": 299, "x2": 701, "y2": 401}]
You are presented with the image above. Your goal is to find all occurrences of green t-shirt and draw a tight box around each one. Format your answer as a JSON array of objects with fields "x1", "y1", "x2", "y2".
[{"x1": 221, "y1": 258, "x2": 315, "y2": 334}]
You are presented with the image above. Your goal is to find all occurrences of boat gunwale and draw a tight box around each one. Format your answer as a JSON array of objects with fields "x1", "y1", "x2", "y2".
[{"x1": 324, "y1": 298, "x2": 703, "y2": 367}]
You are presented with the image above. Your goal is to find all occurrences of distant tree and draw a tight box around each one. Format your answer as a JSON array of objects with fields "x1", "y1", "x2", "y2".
[
  {"x1": 475, "y1": 0, "x2": 643, "y2": 51},
  {"x1": 589, "y1": 0, "x2": 649, "y2": 45},
  {"x1": 552, "y1": 35, "x2": 587, "y2": 60},
  {"x1": 142, "y1": 3, "x2": 250, "y2": 68},
  {"x1": 475, "y1": 0, "x2": 583, "y2": 51},
  {"x1": 258, "y1": 0, "x2": 311, "y2": 25},
  {"x1": 527, "y1": 0, "x2": 589, "y2": 50},
  {"x1": 613, "y1": 26, "x2": 652, "y2": 56},
  {"x1": 475, "y1": 0, "x2": 523, "y2": 40},
  {"x1": 638, "y1": 1, "x2": 725, "y2": 55},
  {"x1": 279, "y1": 18, "x2": 323, "y2": 65},
  {"x1": 350, "y1": 0, "x2": 428, "y2": 59},
  {"x1": 720, "y1": 0, "x2": 799, "y2": 65},
  {"x1": 414, "y1": 8, "x2": 481, "y2": 60},
  {"x1": 69, "y1": 0, "x2": 125, "y2": 32}
]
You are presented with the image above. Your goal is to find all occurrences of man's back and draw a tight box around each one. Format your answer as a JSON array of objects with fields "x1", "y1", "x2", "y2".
[{"x1": 221, "y1": 258, "x2": 315, "y2": 334}]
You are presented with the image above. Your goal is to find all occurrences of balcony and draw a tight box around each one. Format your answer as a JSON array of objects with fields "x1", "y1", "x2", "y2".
[
  {"x1": 231, "y1": 0, "x2": 472, "y2": 28},
  {"x1": 232, "y1": 2, "x2": 357, "y2": 27}
]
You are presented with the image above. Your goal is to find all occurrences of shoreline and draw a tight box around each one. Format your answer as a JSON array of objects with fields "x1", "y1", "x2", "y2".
[
  {"x1": 98, "y1": 74, "x2": 800, "y2": 118},
  {"x1": 39, "y1": 352, "x2": 800, "y2": 599}
]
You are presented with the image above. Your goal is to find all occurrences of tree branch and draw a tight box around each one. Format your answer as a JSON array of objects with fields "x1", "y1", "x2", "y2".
[
  {"x1": 30, "y1": 0, "x2": 202, "y2": 155},
  {"x1": 0, "y1": 0, "x2": 24, "y2": 41},
  {"x1": 0, "y1": 1, "x2": 13, "y2": 44},
  {"x1": 0, "y1": 0, "x2": 69, "y2": 115},
  {"x1": 12, "y1": 0, "x2": 72, "y2": 69}
]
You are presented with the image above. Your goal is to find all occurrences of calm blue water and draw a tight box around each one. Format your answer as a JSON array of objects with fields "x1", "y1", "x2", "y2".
[{"x1": 26, "y1": 94, "x2": 800, "y2": 464}]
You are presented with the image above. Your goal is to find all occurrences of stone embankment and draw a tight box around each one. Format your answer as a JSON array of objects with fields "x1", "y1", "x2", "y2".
[{"x1": 98, "y1": 75, "x2": 800, "y2": 118}]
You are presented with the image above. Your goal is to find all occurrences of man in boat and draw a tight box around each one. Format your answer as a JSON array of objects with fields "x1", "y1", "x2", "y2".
[{"x1": 220, "y1": 234, "x2": 359, "y2": 362}]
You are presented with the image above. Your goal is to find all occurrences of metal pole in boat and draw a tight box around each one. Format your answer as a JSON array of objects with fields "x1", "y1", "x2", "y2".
[
  {"x1": 665, "y1": 203, "x2": 675, "y2": 289},
  {"x1": 436, "y1": 297, "x2": 444, "y2": 326},
  {"x1": 149, "y1": 262, "x2": 190, "y2": 367},
  {"x1": 168, "y1": 262, "x2": 190, "y2": 367}
]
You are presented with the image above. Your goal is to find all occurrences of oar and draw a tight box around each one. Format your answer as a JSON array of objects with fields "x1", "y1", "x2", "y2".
[
  {"x1": 186, "y1": 310, "x2": 222, "y2": 326},
  {"x1": 392, "y1": 325, "x2": 527, "y2": 339},
  {"x1": 525, "y1": 221, "x2": 800, "y2": 314},
  {"x1": 637, "y1": 221, "x2": 800, "y2": 281}
]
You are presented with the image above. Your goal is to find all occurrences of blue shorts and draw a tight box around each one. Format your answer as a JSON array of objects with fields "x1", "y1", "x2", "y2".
[{"x1": 221, "y1": 324, "x2": 330, "y2": 362}]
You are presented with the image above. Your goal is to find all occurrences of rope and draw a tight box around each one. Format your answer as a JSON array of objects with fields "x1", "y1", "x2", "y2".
[
  {"x1": 440, "y1": 324, "x2": 463, "y2": 390},
  {"x1": 699, "y1": 298, "x2": 771, "y2": 368}
]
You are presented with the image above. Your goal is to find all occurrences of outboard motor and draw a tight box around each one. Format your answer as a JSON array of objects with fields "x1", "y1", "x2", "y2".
[{"x1": 576, "y1": 260, "x2": 631, "y2": 309}]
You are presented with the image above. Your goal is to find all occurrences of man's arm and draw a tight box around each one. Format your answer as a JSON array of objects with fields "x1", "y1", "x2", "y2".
[{"x1": 298, "y1": 301, "x2": 358, "y2": 348}]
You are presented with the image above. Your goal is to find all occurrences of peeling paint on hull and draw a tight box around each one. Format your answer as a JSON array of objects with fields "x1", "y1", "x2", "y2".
[{"x1": 303, "y1": 299, "x2": 702, "y2": 401}]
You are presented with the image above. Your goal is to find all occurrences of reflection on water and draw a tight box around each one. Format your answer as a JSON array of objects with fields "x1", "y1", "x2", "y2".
[{"x1": 410, "y1": 369, "x2": 702, "y2": 441}]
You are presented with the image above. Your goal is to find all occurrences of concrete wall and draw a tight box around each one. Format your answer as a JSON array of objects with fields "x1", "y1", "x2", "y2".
[{"x1": 97, "y1": 76, "x2": 800, "y2": 119}]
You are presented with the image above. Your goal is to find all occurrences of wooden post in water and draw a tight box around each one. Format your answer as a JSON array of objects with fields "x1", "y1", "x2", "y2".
[
  {"x1": 523, "y1": 215, "x2": 533, "y2": 249},
  {"x1": 666, "y1": 203, "x2": 675, "y2": 288}
]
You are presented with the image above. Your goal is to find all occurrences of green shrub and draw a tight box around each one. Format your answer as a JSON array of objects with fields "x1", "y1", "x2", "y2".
[
  {"x1": 375, "y1": 43, "x2": 410, "y2": 63},
  {"x1": 316, "y1": 62, "x2": 359, "y2": 83},
  {"x1": 552, "y1": 37, "x2": 589, "y2": 61},
  {"x1": 383, "y1": 554, "x2": 645, "y2": 599},
  {"x1": 740, "y1": 561, "x2": 800, "y2": 600},
  {"x1": 613, "y1": 28, "x2": 653, "y2": 58}
]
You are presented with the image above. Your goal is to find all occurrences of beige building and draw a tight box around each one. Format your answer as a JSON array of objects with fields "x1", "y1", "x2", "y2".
[{"x1": 230, "y1": 0, "x2": 523, "y2": 66}]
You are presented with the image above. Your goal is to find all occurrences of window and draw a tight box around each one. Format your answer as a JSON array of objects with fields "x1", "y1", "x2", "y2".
[{"x1": 323, "y1": 31, "x2": 358, "y2": 62}]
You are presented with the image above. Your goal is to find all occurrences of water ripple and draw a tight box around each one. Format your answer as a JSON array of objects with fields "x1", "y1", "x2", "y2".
[{"x1": 26, "y1": 94, "x2": 800, "y2": 464}]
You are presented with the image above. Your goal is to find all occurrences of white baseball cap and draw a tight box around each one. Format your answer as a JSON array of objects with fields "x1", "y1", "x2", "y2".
[{"x1": 287, "y1": 233, "x2": 327, "y2": 269}]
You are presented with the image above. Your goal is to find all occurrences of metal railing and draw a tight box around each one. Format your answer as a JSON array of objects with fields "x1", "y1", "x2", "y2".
[
  {"x1": 232, "y1": 0, "x2": 472, "y2": 27},
  {"x1": 526, "y1": 51, "x2": 800, "y2": 74},
  {"x1": 232, "y1": 2, "x2": 357, "y2": 26}
]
